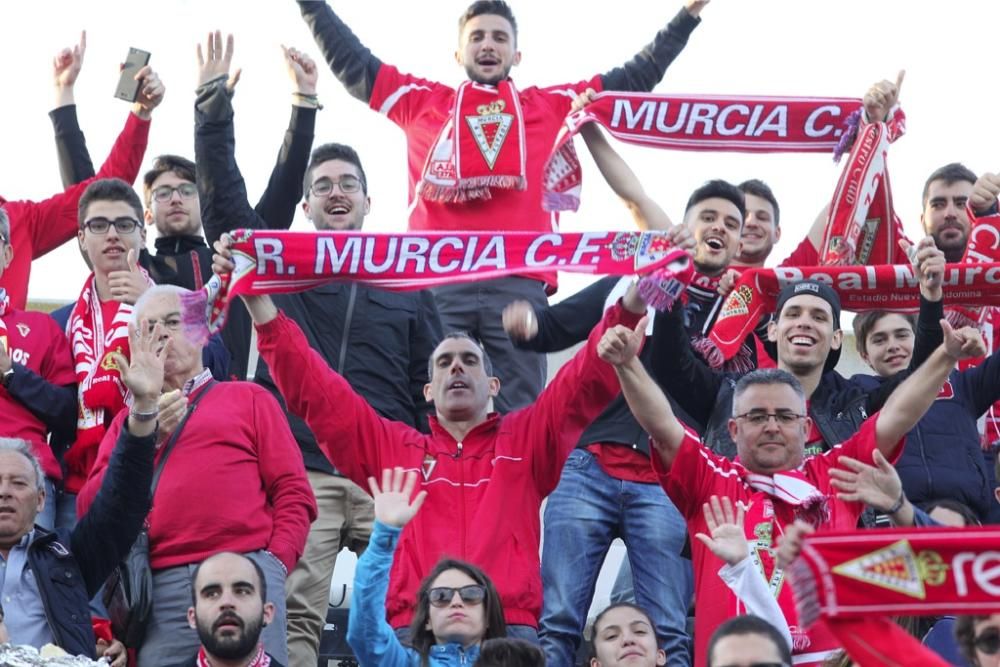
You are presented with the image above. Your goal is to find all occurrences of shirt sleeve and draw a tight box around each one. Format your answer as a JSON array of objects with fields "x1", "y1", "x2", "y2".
[
  {"x1": 651, "y1": 426, "x2": 716, "y2": 520},
  {"x1": 369, "y1": 64, "x2": 445, "y2": 129},
  {"x1": 718, "y1": 551, "x2": 794, "y2": 651},
  {"x1": 779, "y1": 236, "x2": 819, "y2": 267}
]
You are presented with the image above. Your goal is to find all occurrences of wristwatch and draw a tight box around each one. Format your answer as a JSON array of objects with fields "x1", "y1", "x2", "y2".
[{"x1": 1, "y1": 366, "x2": 14, "y2": 389}]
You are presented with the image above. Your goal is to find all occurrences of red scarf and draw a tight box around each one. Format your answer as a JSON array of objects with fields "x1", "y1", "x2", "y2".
[
  {"x1": 543, "y1": 91, "x2": 862, "y2": 212},
  {"x1": 418, "y1": 80, "x2": 526, "y2": 203},
  {"x1": 0, "y1": 288, "x2": 9, "y2": 356},
  {"x1": 196, "y1": 644, "x2": 270, "y2": 667},
  {"x1": 788, "y1": 527, "x2": 1000, "y2": 627},
  {"x1": 206, "y1": 229, "x2": 693, "y2": 331},
  {"x1": 66, "y1": 272, "x2": 150, "y2": 491},
  {"x1": 707, "y1": 262, "x2": 1000, "y2": 361}
]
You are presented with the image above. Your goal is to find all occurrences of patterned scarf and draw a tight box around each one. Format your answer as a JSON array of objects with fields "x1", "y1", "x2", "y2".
[
  {"x1": 196, "y1": 644, "x2": 270, "y2": 667},
  {"x1": 418, "y1": 80, "x2": 526, "y2": 203},
  {"x1": 0, "y1": 287, "x2": 8, "y2": 356}
]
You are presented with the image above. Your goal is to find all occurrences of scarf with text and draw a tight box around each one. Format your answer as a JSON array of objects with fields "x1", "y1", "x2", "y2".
[
  {"x1": 197, "y1": 644, "x2": 270, "y2": 667},
  {"x1": 542, "y1": 91, "x2": 862, "y2": 212},
  {"x1": 205, "y1": 229, "x2": 694, "y2": 332},
  {"x1": 787, "y1": 527, "x2": 1000, "y2": 628},
  {"x1": 819, "y1": 106, "x2": 909, "y2": 266},
  {"x1": 707, "y1": 263, "x2": 1000, "y2": 361},
  {"x1": 0, "y1": 288, "x2": 9, "y2": 356},
  {"x1": 67, "y1": 272, "x2": 150, "y2": 490},
  {"x1": 418, "y1": 80, "x2": 526, "y2": 203}
]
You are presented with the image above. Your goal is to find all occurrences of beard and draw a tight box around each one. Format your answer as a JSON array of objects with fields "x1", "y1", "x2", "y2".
[
  {"x1": 464, "y1": 62, "x2": 512, "y2": 86},
  {"x1": 197, "y1": 612, "x2": 264, "y2": 661}
]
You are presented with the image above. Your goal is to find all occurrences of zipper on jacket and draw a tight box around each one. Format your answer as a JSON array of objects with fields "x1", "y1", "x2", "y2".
[
  {"x1": 337, "y1": 284, "x2": 358, "y2": 373},
  {"x1": 459, "y1": 440, "x2": 467, "y2": 558},
  {"x1": 454, "y1": 441, "x2": 463, "y2": 458}
]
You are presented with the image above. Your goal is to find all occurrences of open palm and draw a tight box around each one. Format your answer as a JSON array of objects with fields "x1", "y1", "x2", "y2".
[{"x1": 368, "y1": 467, "x2": 427, "y2": 528}]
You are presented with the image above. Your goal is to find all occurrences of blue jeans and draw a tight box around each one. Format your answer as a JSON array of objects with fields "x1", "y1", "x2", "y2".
[{"x1": 539, "y1": 449, "x2": 692, "y2": 667}]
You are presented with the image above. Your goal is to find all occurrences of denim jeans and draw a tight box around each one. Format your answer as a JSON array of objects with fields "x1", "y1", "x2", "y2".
[{"x1": 539, "y1": 449, "x2": 692, "y2": 667}]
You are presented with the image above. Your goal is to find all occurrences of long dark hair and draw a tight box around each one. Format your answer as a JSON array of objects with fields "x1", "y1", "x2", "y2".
[{"x1": 408, "y1": 558, "x2": 507, "y2": 665}]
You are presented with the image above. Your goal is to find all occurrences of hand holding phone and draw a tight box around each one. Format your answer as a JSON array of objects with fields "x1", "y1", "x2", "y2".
[{"x1": 114, "y1": 47, "x2": 150, "y2": 102}]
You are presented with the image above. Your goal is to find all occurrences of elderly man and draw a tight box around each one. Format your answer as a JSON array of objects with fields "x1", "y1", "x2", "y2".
[
  {"x1": 604, "y1": 311, "x2": 985, "y2": 666},
  {"x1": 77, "y1": 284, "x2": 316, "y2": 667},
  {"x1": 184, "y1": 552, "x2": 283, "y2": 667},
  {"x1": 0, "y1": 309, "x2": 167, "y2": 657}
]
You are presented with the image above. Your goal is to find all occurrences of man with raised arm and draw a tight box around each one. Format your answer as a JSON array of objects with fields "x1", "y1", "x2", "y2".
[
  {"x1": 298, "y1": 0, "x2": 707, "y2": 413},
  {"x1": 601, "y1": 306, "x2": 986, "y2": 666}
]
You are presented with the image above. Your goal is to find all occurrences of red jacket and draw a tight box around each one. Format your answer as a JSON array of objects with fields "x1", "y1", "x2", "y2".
[
  {"x1": 0, "y1": 112, "x2": 149, "y2": 309},
  {"x1": 256, "y1": 302, "x2": 641, "y2": 628},
  {"x1": 76, "y1": 381, "x2": 317, "y2": 571}
]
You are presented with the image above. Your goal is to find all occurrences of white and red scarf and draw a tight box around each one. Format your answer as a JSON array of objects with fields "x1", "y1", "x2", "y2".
[
  {"x1": 788, "y1": 527, "x2": 1000, "y2": 628},
  {"x1": 0, "y1": 288, "x2": 9, "y2": 356},
  {"x1": 744, "y1": 470, "x2": 830, "y2": 527},
  {"x1": 418, "y1": 80, "x2": 526, "y2": 203},
  {"x1": 205, "y1": 229, "x2": 694, "y2": 332},
  {"x1": 196, "y1": 644, "x2": 270, "y2": 667},
  {"x1": 66, "y1": 272, "x2": 151, "y2": 489},
  {"x1": 542, "y1": 91, "x2": 862, "y2": 212}
]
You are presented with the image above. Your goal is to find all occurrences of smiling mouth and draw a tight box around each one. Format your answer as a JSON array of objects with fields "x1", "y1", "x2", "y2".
[
  {"x1": 325, "y1": 204, "x2": 351, "y2": 215},
  {"x1": 789, "y1": 335, "x2": 816, "y2": 347},
  {"x1": 704, "y1": 237, "x2": 725, "y2": 250}
]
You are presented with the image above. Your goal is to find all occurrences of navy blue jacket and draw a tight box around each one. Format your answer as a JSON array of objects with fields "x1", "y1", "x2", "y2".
[
  {"x1": 850, "y1": 356, "x2": 1000, "y2": 521},
  {"x1": 28, "y1": 422, "x2": 154, "y2": 656}
]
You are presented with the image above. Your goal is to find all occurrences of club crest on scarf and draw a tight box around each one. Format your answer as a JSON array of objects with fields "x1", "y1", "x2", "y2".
[
  {"x1": 466, "y1": 99, "x2": 514, "y2": 170},
  {"x1": 831, "y1": 539, "x2": 948, "y2": 600}
]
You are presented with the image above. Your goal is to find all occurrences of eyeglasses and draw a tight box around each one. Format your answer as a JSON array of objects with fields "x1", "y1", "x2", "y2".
[
  {"x1": 144, "y1": 316, "x2": 183, "y2": 334},
  {"x1": 733, "y1": 410, "x2": 806, "y2": 427},
  {"x1": 975, "y1": 628, "x2": 1000, "y2": 656},
  {"x1": 310, "y1": 175, "x2": 363, "y2": 197},
  {"x1": 428, "y1": 585, "x2": 487, "y2": 608},
  {"x1": 151, "y1": 183, "x2": 198, "y2": 203},
  {"x1": 83, "y1": 217, "x2": 141, "y2": 235}
]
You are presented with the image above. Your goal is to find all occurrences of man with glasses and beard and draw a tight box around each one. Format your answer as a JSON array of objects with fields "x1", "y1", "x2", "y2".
[{"x1": 185, "y1": 552, "x2": 282, "y2": 667}]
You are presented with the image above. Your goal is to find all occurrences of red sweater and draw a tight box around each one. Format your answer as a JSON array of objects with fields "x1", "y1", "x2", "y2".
[
  {"x1": 256, "y1": 302, "x2": 640, "y2": 628},
  {"x1": 76, "y1": 381, "x2": 317, "y2": 571},
  {"x1": 0, "y1": 112, "x2": 149, "y2": 309}
]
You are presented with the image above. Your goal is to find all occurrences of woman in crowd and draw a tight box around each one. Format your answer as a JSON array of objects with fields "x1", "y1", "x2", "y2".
[
  {"x1": 347, "y1": 467, "x2": 506, "y2": 666},
  {"x1": 590, "y1": 602, "x2": 667, "y2": 666}
]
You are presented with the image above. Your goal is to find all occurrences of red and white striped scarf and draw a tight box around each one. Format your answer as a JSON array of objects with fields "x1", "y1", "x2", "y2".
[
  {"x1": 0, "y1": 288, "x2": 9, "y2": 356},
  {"x1": 196, "y1": 643, "x2": 270, "y2": 667}
]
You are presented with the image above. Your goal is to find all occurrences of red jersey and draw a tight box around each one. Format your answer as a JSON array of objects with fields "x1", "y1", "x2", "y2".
[
  {"x1": 0, "y1": 308, "x2": 75, "y2": 479},
  {"x1": 368, "y1": 65, "x2": 603, "y2": 289},
  {"x1": 652, "y1": 416, "x2": 900, "y2": 667}
]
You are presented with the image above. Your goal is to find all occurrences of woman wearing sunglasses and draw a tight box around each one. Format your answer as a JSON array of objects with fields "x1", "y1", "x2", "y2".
[
  {"x1": 956, "y1": 615, "x2": 1000, "y2": 667},
  {"x1": 348, "y1": 467, "x2": 506, "y2": 666}
]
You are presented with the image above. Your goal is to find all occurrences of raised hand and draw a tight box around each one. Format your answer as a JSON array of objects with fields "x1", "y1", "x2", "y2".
[
  {"x1": 368, "y1": 467, "x2": 428, "y2": 529},
  {"x1": 829, "y1": 450, "x2": 901, "y2": 510},
  {"x1": 155, "y1": 389, "x2": 188, "y2": 445},
  {"x1": 685, "y1": 0, "x2": 710, "y2": 17},
  {"x1": 598, "y1": 315, "x2": 649, "y2": 366},
  {"x1": 667, "y1": 225, "x2": 696, "y2": 253},
  {"x1": 108, "y1": 249, "x2": 149, "y2": 305},
  {"x1": 502, "y1": 301, "x2": 538, "y2": 341},
  {"x1": 110, "y1": 321, "x2": 168, "y2": 403},
  {"x1": 570, "y1": 87, "x2": 598, "y2": 114},
  {"x1": 53, "y1": 30, "x2": 86, "y2": 101},
  {"x1": 971, "y1": 172, "x2": 1000, "y2": 215},
  {"x1": 717, "y1": 268, "x2": 741, "y2": 298},
  {"x1": 132, "y1": 65, "x2": 165, "y2": 120},
  {"x1": 775, "y1": 520, "x2": 814, "y2": 570},
  {"x1": 282, "y1": 45, "x2": 318, "y2": 97},
  {"x1": 197, "y1": 31, "x2": 241, "y2": 92},
  {"x1": 941, "y1": 319, "x2": 987, "y2": 360},
  {"x1": 862, "y1": 70, "x2": 904, "y2": 123},
  {"x1": 212, "y1": 235, "x2": 236, "y2": 276},
  {"x1": 694, "y1": 495, "x2": 748, "y2": 566},
  {"x1": 900, "y1": 235, "x2": 944, "y2": 301}
]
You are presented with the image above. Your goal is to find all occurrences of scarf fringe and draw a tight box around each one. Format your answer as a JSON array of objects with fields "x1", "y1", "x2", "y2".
[
  {"x1": 787, "y1": 555, "x2": 821, "y2": 628},
  {"x1": 690, "y1": 335, "x2": 725, "y2": 369}
]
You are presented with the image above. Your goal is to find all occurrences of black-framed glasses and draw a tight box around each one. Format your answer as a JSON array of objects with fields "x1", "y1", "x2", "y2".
[
  {"x1": 428, "y1": 585, "x2": 486, "y2": 608},
  {"x1": 152, "y1": 183, "x2": 198, "y2": 202},
  {"x1": 83, "y1": 217, "x2": 141, "y2": 235},
  {"x1": 733, "y1": 410, "x2": 806, "y2": 427},
  {"x1": 975, "y1": 628, "x2": 1000, "y2": 655},
  {"x1": 310, "y1": 175, "x2": 363, "y2": 197}
]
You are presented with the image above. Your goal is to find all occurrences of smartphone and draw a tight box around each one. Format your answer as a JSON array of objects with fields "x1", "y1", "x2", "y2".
[{"x1": 114, "y1": 48, "x2": 151, "y2": 103}]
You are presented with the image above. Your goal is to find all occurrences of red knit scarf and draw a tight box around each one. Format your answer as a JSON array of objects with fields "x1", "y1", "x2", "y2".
[
  {"x1": 205, "y1": 229, "x2": 694, "y2": 331},
  {"x1": 196, "y1": 644, "x2": 270, "y2": 667},
  {"x1": 787, "y1": 527, "x2": 1000, "y2": 627},
  {"x1": 543, "y1": 91, "x2": 862, "y2": 212},
  {"x1": 819, "y1": 107, "x2": 909, "y2": 266},
  {"x1": 418, "y1": 80, "x2": 526, "y2": 203}
]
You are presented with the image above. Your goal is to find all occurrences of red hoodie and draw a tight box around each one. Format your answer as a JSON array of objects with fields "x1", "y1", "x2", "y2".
[{"x1": 256, "y1": 301, "x2": 640, "y2": 629}]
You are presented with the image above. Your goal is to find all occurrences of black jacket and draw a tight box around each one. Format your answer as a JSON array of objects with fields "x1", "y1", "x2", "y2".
[
  {"x1": 299, "y1": 0, "x2": 701, "y2": 103},
  {"x1": 30, "y1": 422, "x2": 154, "y2": 656},
  {"x1": 193, "y1": 78, "x2": 443, "y2": 474},
  {"x1": 651, "y1": 295, "x2": 945, "y2": 459}
]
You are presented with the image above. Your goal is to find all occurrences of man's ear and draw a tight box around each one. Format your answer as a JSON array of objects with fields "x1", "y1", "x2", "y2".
[
  {"x1": 831, "y1": 329, "x2": 843, "y2": 351},
  {"x1": 424, "y1": 382, "x2": 433, "y2": 403},
  {"x1": 767, "y1": 318, "x2": 778, "y2": 342},
  {"x1": 774, "y1": 225, "x2": 782, "y2": 242},
  {"x1": 144, "y1": 209, "x2": 154, "y2": 226},
  {"x1": 512, "y1": 50, "x2": 522, "y2": 67},
  {"x1": 187, "y1": 607, "x2": 197, "y2": 630},
  {"x1": 262, "y1": 601, "x2": 276, "y2": 626},
  {"x1": 487, "y1": 376, "x2": 501, "y2": 398},
  {"x1": 728, "y1": 418, "x2": 739, "y2": 441}
]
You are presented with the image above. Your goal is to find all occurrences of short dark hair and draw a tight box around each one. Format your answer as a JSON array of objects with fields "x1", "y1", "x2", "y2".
[
  {"x1": 190, "y1": 552, "x2": 267, "y2": 604},
  {"x1": 143, "y1": 154, "x2": 197, "y2": 207},
  {"x1": 78, "y1": 178, "x2": 144, "y2": 228},
  {"x1": 589, "y1": 603, "x2": 660, "y2": 660},
  {"x1": 408, "y1": 558, "x2": 506, "y2": 661},
  {"x1": 732, "y1": 368, "x2": 805, "y2": 415},
  {"x1": 428, "y1": 332, "x2": 494, "y2": 379},
  {"x1": 478, "y1": 638, "x2": 545, "y2": 666},
  {"x1": 684, "y1": 179, "x2": 746, "y2": 223},
  {"x1": 459, "y1": 1, "x2": 518, "y2": 43},
  {"x1": 852, "y1": 310, "x2": 916, "y2": 358},
  {"x1": 922, "y1": 162, "x2": 976, "y2": 206},
  {"x1": 303, "y1": 143, "x2": 368, "y2": 196},
  {"x1": 738, "y1": 179, "x2": 780, "y2": 227},
  {"x1": 922, "y1": 498, "x2": 981, "y2": 526},
  {"x1": 707, "y1": 615, "x2": 792, "y2": 667}
]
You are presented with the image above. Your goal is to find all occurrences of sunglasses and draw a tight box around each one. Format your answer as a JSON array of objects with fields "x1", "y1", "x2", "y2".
[
  {"x1": 428, "y1": 584, "x2": 486, "y2": 608},
  {"x1": 976, "y1": 628, "x2": 1000, "y2": 656}
]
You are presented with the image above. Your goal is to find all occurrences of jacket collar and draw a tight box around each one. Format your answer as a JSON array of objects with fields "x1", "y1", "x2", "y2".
[
  {"x1": 427, "y1": 413, "x2": 501, "y2": 452},
  {"x1": 154, "y1": 234, "x2": 207, "y2": 255}
]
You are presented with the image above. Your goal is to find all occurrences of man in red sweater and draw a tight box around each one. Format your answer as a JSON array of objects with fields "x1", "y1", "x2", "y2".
[
  {"x1": 77, "y1": 284, "x2": 316, "y2": 667},
  {"x1": 220, "y1": 236, "x2": 648, "y2": 643}
]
